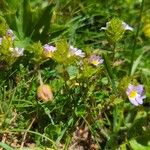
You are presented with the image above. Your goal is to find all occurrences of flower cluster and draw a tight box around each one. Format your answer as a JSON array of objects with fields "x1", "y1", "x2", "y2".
[
  {"x1": 126, "y1": 84, "x2": 146, "y2": 106},
  {"x1": 41, "y1": 42, "x2": 104, "y2": 69},
  {"x1": 0, "y1": 29, "x2": 24, "y2": 57}
]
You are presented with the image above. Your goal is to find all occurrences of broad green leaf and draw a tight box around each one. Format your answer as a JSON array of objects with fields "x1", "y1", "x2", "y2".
[{"x1": 31, "y1": 4, "x2": 54, "y2": 42}]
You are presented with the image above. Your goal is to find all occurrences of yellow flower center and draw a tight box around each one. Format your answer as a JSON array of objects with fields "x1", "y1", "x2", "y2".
[
  {"x1": 129, "y1": 90, "x2": 137, "y2": 98},
  {"x1": 92, "y1": 60, "x2": 99, "y2": 66},
  {"x1": 44, "y1": 52, "x2": 53, "y2": 58}
]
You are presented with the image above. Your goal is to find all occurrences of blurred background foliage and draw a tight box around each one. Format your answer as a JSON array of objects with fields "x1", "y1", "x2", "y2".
[{"x1": 0, "y1": 0, "x2": 150, "y2": 149}]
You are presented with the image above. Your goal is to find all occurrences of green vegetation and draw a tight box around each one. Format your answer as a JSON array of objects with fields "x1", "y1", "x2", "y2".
[{"x1": 0, "y1": 0, "x2": 150, "y2": 149}]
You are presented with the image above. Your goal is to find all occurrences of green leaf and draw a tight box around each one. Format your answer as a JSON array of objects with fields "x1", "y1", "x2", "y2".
[
  {"x1": 104, "y1": 134, "x2": 118, "y2": 150},
  {"x1": 23, "y1": 0, "x2": 32, "y2": 36},
  {"x1": 81, "y1": 65, "x2": 96, "y2": 78},
  {"x1": 129, "y1": 139, "x2": 150, "y2": 150},
  {"x1": 44, "y1": 124, "x2": 61, "y2": 141},
  {"x1": 113, "y1": 104, "x2": 124, "y2": 132},
  {"x1": 105, "y1": 18, "x2": 125, "y2": 43},
  {"x1": 0, "y1": 16, "x2": 8, "y2": 36},
  {"x1": 131, "y1": 49, "x2": 148, "y2": 76},
  {"x1": 103, "y1": 53, "x2": 117, "y2": 93},
  {"x1": 0, "y1": 142, "x2": 14, "y2": 150},
  {"x1": 67, "y1": 65, "x2": 79, "y2": 79},
  {"x1": 53, "y1": 39, "x2": 69, "y2": 63},
  {"x1": 75, "y1": 105, "x2": 86, "y2": 117},
  {"x1": 31, "y1": 4, "x2": 54, "y2": 42},
  {"x1": 127, "y1": 111, "x2": 147, "y2": 139}
]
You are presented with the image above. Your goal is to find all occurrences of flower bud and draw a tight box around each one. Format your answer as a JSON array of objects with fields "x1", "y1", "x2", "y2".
[{"x1": 37, "y1": 84, "x2": 53, "y2": 102}]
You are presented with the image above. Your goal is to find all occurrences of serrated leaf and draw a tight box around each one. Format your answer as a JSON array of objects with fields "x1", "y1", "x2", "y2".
[
  {"x1": 106, "y1": 18, "x2": 125, "y2": 43},
  {"x1": 53, "y1": 39, "x2": 68, "y2": 63}
]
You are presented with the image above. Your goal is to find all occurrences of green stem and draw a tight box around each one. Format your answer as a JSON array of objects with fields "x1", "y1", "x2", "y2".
[
  {"x1": 112, "y1": 43, "x2": 116, "y2": 63},
  {"x1": 38, "y1": 70, "x2": 43, "y2": 85},
  {"x1": 130, "y1": 0, "x2": 145, "y2": 75},
  {"x1": 103, "y1": 54, "x2": 117, "y2": 95}
]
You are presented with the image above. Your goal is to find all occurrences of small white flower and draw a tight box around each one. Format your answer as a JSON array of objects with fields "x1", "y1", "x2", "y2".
[
  {"x1": 89, "y1": 54, "x2": 104, "y2": 66},
  {"x1": 69, "y1": 45, "x2": 85, "y2": 58},
  {"x1": 9, "y1": 47, "x2": 24, "y2": 57},
  {"x1": 6, "y1": 29, "x2": 16, "y2": 40},
  {"x1": 100, "y1": 21, "x2": 133, "y2": 31},
  {"x1": 122, "y1": 22, "x2": 133, "y2": 31},
  {"x1": 0, "y1": 37, "x2": 2, "y2": 45}
]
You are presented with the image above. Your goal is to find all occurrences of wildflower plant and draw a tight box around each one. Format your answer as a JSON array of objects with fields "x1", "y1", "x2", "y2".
[
  {"x1": 0, "y1": 0, "x2": 150, "y2": 150},
  {"x1": 101, "y1": 18, "x2": 133, "y2": 43},
  {"x1": 0, "y1": 19, "x2": 24, "y2": 66}
]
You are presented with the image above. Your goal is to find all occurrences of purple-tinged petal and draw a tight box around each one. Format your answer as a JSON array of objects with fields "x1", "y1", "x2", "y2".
[
  {"x1": 128, "y1": 84, "x2": 135, "y2": 90},
  {"x1": 136, "y1": 95, "x2": 144, "y2": 104},
  {"x1": 126, "y1": 84, "x2": 135, "y2": 95},
  {"x1": 136, "y1": 85, "x2": 144, "y2": 95},
  {"x1": 129, "y1": 98, "x2": 139, "y2": 106},
  {"x1": 43, "y1": 44, "x2": 56, "y2": 52},
  {"x1": 141, "y1": 95, "x2": 146, "y2": 99},
  {"x1": 89, "y1": 54, "x2": 104, "y2": 66},
  {"x1": 69, "y1": 45, "x2": 85, "y2": 58}
]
